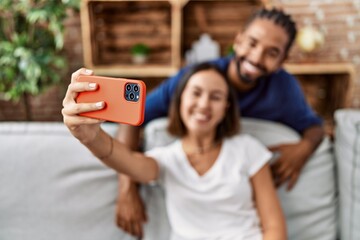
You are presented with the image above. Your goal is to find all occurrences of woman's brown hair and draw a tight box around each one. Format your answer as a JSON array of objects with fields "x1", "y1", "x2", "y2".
[{"x1": 167, "y1": 62, "x2": 240, "y2": 141}]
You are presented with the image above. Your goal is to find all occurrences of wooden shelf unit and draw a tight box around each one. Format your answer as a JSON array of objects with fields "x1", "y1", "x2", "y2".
[
  {"x1": 284, "y1": 62, "x2": 356, "y2": 136},
  {"x1": 80, "y1": 1, "x2": 354, "y2": 136},
  {"x1": 80, "y1": 0, "x2": 262, "y2": 77},
  {"x1": 81, "y1": 0, "x2": 182, "y2": 77},
  {"x1": 182, "y1": 0, "x2": 259, "y2": 57}
]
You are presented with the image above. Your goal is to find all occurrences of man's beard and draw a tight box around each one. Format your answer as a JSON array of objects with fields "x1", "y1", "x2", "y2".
[{"x1": 234, "y1": 56, "x2": 269, "y2": 85}]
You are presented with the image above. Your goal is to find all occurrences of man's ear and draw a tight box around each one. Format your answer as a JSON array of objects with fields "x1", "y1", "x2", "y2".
[
  {"x1": 233, "y1": 32, "x2": 243, "y2": 50},
  {"x1": 276, "y1": 52, "x2": 288, "y2": 68},
  {"x1": 281, "y1": 53, "x2": 289, "y2": 63}
]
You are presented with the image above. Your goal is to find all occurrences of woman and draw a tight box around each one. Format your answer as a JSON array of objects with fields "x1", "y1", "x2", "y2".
[{"x1": 62, "y1": 63, "x2": 286, "y2": 240}]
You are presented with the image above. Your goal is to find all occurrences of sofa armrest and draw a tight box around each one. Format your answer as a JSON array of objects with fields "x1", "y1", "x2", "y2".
[
  {"x1": 335, "y1": 109, "x2": 360, "y2": 240},
  {"x1": 0, "y1": 122, "x2": 134, "y2": 240}
]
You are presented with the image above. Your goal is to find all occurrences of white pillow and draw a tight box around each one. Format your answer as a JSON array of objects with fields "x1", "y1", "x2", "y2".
[
  {"x1": 335, "y1": 109, "x2": 360, "y2": 240},
  {"x1": 142, "y1": 117, "x2": 337, "y2": 240},
  {"x1": 0, "y1": 122, "x2": 134, "y2": 240}
]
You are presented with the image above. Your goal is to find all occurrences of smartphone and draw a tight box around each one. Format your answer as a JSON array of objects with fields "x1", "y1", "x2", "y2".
[{"x1": 76, "y1": 75, "x2": 146, "y2": 126}]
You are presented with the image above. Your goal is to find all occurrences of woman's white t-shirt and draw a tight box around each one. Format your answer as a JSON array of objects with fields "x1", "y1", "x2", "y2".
[{"x1": 146, "y1": 134, "x2": 272, "y2": 240}]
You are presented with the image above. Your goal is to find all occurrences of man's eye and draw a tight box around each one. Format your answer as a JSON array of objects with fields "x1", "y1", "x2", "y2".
[
  {"x1": 249, "y1": 40, "x2": 256, "y2": 47},
  {"x1": 267, "y1": 51, "x2": 279, "y2": 58}
]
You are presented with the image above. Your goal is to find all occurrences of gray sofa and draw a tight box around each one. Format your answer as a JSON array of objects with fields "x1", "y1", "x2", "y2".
[{"x1": 0, "y1": 109, "x2": 359, "y2": 240}]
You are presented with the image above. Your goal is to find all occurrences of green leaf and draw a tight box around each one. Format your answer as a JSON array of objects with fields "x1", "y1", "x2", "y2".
[
  {"x1": 0, "y1": 0, "x2": 77, "y2": 101},
  {"x1": 131, "y1": 43, "x2": 150, "y2": 55},
  {"x1": 27, "y1": 10, "x2": 48, "y2": 24},
  {"x1": 0, "y1": 56, "x2": 16, "y2": 66}
]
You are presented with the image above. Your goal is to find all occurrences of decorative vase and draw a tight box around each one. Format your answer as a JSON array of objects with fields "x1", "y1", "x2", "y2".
[{"x1": 132, "y1": 54, "x2": 148, "y2": 64}]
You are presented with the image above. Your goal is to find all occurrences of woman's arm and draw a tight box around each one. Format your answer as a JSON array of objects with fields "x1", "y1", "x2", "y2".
[
  {"x1": 251, "y1": 164, "x2": 287, "y2": 240},
  {"x1": 86, "y1": 128, "x2": 159, "y2": 183},
  {"x1": 62, "y1": 68, "x2": 159, "y2": 184}
]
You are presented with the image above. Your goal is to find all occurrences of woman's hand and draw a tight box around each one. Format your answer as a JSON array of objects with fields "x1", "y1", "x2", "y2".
[{"x1": 62, "y1": 68, "x2": 105, "y2": 144}]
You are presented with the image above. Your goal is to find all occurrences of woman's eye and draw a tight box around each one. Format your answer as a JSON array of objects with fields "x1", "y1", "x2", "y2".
[
  {"x1": 192, "y1": 91, "x2": 201, "y2": 97},
  {"x1": 211, "y1": 95, "x2": 223, "y2": 101}
]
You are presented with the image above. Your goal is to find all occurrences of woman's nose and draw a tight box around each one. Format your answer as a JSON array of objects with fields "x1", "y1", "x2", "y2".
[{"x1": 197, "y1": 95, "x2": 210, "y2": 108}]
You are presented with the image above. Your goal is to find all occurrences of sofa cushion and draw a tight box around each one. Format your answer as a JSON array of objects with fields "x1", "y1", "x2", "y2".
[
  {"x1": 142, "y1": 117, "x2": 337, "y2": 240},
  {"x1": 335, "y1": 109, "x2": 360, "y2": 240},
  {"x1": 0, "y1": 122, "x2": 134, "y2": 240},
  {"x1": 241, "y1": 118, "x2": 337, "y2": 240}
]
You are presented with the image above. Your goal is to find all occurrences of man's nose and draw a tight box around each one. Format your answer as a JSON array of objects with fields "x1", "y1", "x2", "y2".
[{"x1": 249, "y1": 46, "x2": 265, "y2": 64}]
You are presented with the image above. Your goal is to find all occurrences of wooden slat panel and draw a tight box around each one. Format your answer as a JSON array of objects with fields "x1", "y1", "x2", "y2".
[
  {"x1": 92, "y1": 65, "x2": 178, "y2": 77},
  {"x1": 98, "y1": 36, "x2": 171, "y2": 48},
  {"x1": 99, "y1": 50, "x2": 171, "y2": 64},
  {"x1": 182, "y1": 1, "x2": 260, "y2": 57},
  {"x1": 94, "y1": 10, "x2": 170, "y2": 23},
  {"x1": 284, "y1": 62, "x2": 355, "y2": 137},
  {"x1": 86, "y1": 1, "x2": 173, "y2": 66},
  {"x1": 96, "y1": 23, "x2": 171, "y2": 36}
]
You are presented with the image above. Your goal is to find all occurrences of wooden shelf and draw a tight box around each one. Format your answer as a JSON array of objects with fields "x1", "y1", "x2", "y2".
[
  {"x1": 284, "y1": 62, "x2": 356, "y2": 77},
  {"x1": 284, "y1": 62, "x2": 355, "y2": 108},
  {"x1": 81, "y1": 0, "x2": 182, "y2": 77},
  {"x1": 80, "y1": 0, "x2": 262, "y2": 77},
  {"x1": 284, "y1": 62, "x2": 356, "y2": 137},
  {"x1": 80, "y1": 2, "x2": 354, "y2": 136},
  {"x1": 91, "y1": 65, "x2": 178, "y2": 77},
  {"x1": 182, "y1": 1, "x2": 259, "y2": 57}
]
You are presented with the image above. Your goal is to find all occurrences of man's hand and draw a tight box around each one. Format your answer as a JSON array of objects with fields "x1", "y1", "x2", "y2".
[
  {"x1": 269, "y1": 125, "x2": 324, "y2": 191},
  {"x1": 116, "y1": 183, "x2": 147, "y2": 238},
  {"x1": 269, "y1": 141, "x2": 312, "y2": 191},
  {"x1": 115, "y1": 124, "x2": 146, "y2": 237}
]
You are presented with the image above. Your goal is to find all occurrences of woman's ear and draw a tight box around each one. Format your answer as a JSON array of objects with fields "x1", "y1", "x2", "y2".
[{"x1": 226, "y1": 102, "x2": 230, "y2": 109}]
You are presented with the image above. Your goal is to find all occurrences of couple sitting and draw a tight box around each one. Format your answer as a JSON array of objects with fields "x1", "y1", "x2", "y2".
[{"x1": 62, "y1": 8, "x2": 323, "y2": 240}]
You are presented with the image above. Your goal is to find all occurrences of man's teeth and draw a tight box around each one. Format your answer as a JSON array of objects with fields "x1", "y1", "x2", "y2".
[{"x1": 243, "y1": 61, "x2": 260, "y2": 74}]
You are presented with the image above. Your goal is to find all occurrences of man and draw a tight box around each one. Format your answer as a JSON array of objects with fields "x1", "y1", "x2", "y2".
[{"x1": 116, "y1": 7, "x2": 324, "y2": 238}]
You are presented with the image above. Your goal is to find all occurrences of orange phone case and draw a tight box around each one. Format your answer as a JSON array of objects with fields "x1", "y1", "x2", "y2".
[{"x1": 76, "y1": 75, "x2": 146, "y2": 126}]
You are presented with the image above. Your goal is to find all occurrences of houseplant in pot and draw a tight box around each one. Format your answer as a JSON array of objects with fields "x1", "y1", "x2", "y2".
[
  {"x1": 131, "y1": 43, "x2": 150, "y2": 64},
  {"x1": 0, "y1": 0, "x2": 79, "y2": 120}
]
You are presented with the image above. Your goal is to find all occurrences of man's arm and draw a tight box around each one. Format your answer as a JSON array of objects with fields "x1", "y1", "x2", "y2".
[
  {"x1": 302, "y1": 124, "x2": 325, "y2": 154},
  {"x1": 115, "y1": 124, "x2": 147, "y2": 238},
  {"x1": 267, "y1": 70, "x2": 325, "y2": 190},
  {"x1": 269, "y1": 124, "x2": 325, "y2": 190},
  {"x1": 113, "y1": 65, "x2": 190, "y2": 236}
]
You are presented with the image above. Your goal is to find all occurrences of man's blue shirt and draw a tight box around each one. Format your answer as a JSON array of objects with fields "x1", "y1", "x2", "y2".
[{"x1": 143, "y1": 56, "x2": 322, "y2": 134}]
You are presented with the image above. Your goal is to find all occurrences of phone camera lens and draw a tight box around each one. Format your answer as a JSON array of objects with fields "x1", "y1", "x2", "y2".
[
  {"x1": 133, "y1": 85, "x2": 139, "y2": 92},
  {"x1": 126, "y1": 84, "x2": 132, "y2": 91},
  {"x1": 129, "y1": 93, "x2": 135, "y2": 100}
]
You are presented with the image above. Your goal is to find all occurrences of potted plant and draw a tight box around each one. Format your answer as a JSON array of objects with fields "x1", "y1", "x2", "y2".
[
  {"x1": 0, "y1": 0, "x2": 79, "y2": 120},
  {"x1": 131, "y1": 43, "x2": 150, "y2": 64},
  {"x1": 226, "y1": 45, "x2": 235, "y2": 56}
]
